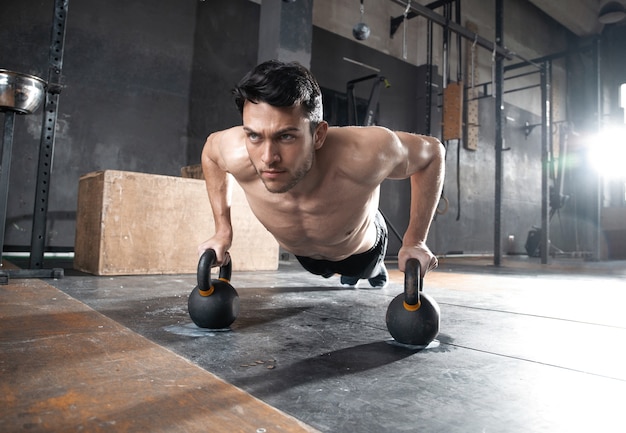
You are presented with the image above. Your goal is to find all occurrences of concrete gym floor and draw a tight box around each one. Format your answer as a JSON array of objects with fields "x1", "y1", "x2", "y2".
[{"x1": 2, "y1": 255, "x2": 626, "y2": 432}]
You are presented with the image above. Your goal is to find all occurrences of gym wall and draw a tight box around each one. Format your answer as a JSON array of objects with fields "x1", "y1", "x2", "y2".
[{"x1": 0, "y1": 0, "x2": 620, "y2": 260}]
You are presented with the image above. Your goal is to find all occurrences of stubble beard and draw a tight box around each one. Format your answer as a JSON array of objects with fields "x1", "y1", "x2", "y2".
[{"x1": 256, "y1": 151, "x2": 315, "y2": 194}]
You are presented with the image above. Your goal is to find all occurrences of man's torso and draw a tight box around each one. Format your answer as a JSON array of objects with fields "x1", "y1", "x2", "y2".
[{"x1": 220, "y1": 127, "x2": 391, "y2": 260}]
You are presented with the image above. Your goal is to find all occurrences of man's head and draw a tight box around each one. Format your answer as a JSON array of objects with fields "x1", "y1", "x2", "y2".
[
  {"x1": 233, "y1": 61, "x2": 328, "y2": 194},
  {"x1": 233, "y1": 60, "x2": 324, "y2": 133}
]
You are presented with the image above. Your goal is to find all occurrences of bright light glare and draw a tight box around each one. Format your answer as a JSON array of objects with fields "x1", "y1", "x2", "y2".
[{"x1": 588, "y1": 126, "x2": 626, "y2": 179}]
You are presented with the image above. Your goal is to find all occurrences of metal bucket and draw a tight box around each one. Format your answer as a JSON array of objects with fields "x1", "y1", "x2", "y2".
[{"x1": 0, "y1": 69, "x2": 46, "y2": 115}]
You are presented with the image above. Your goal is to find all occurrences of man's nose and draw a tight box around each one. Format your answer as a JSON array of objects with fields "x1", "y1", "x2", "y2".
[{"x1": 261, "y1": 141, "x2": 280, "y2": 164}]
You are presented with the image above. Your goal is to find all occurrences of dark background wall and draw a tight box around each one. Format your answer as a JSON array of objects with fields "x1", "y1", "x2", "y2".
[
  {"x1": 187, "y1": 1, "x2": 260, "y2": 165},
  {"x1": 1, "y1": 0, "x2": 623, "y2": 259},
  {"x1": 2, "y1": 0, "x2": 198, "y2": 248}
]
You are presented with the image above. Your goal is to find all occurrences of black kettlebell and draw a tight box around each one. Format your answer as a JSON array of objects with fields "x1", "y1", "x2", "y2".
[
  {"x1": 386, "y1": 259, "x2": 440, "y2": 346},
  {"x1": 188, "y1": 249, "x2": 239, "y2": 329}
]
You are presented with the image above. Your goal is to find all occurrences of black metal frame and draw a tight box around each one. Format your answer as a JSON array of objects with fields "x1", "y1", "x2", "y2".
[
  {"x1": 386, "y1": 0, "x2": 570, "y2": 266},
  {"x1": 0, "y1": 113, "x2": 17, "y2": 271},
  {"x1": 0, "y1": 0, "x2": 69, "y2": 284}
]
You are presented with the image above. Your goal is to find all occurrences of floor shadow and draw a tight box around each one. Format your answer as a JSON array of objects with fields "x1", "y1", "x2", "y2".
[
  {"x1": 248, "y1": 285, "x2": 359, "y2": 294},
  {"x1": 230, "y1": 340, "x2": 423, "y2": 398}
]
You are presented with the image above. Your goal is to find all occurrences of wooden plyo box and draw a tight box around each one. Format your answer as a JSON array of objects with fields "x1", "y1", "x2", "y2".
[{"x1": 74, "y1": 170, "x2": 278, "y2": 275}]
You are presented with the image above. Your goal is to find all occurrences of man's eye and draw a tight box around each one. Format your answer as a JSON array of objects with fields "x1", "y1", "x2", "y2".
[
  {"x1": 280, "y1": 134, "x2": 295, "y2": 141},
  {"x1": 248, "y1": 133, "x2": 261, "y2": 142}
]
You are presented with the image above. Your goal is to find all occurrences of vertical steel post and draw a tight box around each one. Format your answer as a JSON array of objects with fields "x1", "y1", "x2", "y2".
[
  {"x1": 593, "y1": 37, "x2": 602, "y2": 261},
  {"x1": 425, "y1": 20, "x2": 433, "y2": 135},
  {"x1": 540, "y1": 62, "x2": 551, "y2": 264},
  {"x1": 257, "y1": 0, "x2": 313, "y2": 67},
  {"x1": 493, "y1": 0, "x2": 504, "y2": 266},
  {"x1": 0, "y1": 113, "x2": 16, "y2": 266},
  {"x1": 29, "y1": 0, "x2": 69, "y2": 268}
]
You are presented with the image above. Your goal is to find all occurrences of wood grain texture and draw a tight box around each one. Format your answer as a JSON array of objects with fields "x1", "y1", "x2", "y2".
[{"x1": 0, "y1": 277, "x2": 317, "y2": 433}]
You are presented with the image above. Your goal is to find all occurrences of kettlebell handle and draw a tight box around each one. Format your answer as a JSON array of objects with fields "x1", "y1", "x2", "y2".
[
  {"x1": 198, "y1": 249, "x2": 232, "y2": 292},
  {"x1": 404, "y1": 258, "x2": 422, "y2": 308}
]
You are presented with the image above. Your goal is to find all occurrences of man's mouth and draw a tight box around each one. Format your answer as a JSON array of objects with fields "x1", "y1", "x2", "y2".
[{"x1": 260, "y1": 169, "x2": 285, "y2": 179}]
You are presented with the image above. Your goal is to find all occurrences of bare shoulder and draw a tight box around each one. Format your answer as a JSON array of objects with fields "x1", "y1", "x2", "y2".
[
  {"x1": 202, "y1": 126, "x2": 251, "y2": 175},
  {"x1": 320, "y1": 126, "x2": 405, "y2": 183},
  {"x1": 324, "y1": 126, "x2": 404, "y2": 157},
  {"x1": 321, "y1": 126, "x2": 443, "y2": 180},
  {"x1": 326, "y1": 125, "x2": 396, "y2": 144}
]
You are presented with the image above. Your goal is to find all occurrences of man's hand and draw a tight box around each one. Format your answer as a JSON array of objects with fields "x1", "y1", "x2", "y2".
[
  {"x1": 398, "y1": 242, "x2": 438, "y2": 277},
  {"x1": 197, "y1": 232, "x2": 232, "y2": 266}
]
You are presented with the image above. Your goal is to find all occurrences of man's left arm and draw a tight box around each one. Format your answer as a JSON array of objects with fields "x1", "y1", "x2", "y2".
[{"x1": 393, "y1": 132, "x2": 445, "y2": 275}]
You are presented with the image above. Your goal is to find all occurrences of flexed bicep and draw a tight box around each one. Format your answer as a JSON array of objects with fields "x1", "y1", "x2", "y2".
[{"x1": 391, "y1": 132, "x2": 445, "y2": 179}]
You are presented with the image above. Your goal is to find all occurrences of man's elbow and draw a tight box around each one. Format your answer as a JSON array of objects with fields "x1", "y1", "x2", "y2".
[{"x1": 428, "y1": 136, "x2": 445, "y2": 161}]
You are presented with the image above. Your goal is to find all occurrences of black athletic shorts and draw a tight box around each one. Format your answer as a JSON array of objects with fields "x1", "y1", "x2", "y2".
[{"x1": 295, "y1": 210, "x2": 388, "y2": 279}]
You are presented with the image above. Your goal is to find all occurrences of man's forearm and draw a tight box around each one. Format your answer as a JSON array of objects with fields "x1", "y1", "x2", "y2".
[{"x1": 203, "y1": 153, "x2": 233, "y2": 241}]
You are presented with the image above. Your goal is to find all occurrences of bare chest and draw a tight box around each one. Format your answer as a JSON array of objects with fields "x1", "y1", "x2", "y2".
[{"x1": 243, "y1": 180, "x2": 379, "y2": 258}]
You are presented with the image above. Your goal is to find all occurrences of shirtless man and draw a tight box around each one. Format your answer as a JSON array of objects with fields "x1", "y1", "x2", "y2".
[{"x1": 198, "y1": 60, "x2": 444, "y2": 287}]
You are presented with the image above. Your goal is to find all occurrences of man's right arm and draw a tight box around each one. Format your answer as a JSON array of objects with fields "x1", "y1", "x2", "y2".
[{"x1": 197, "y1": 131, "x2": 233, "y2": 264}]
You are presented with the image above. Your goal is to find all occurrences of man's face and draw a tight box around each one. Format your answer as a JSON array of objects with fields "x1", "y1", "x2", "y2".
[{"x1": 242, "y1": 101, "x2": 324, "y2": 193}]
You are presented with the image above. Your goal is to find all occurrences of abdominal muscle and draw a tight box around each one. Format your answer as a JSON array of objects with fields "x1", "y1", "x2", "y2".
[
  {"x1": 244, "y1": 184, "x2": 380, "y2": 261},
  {"x1": 271, "y1": 212, "x2": 377, "y2": 260}
]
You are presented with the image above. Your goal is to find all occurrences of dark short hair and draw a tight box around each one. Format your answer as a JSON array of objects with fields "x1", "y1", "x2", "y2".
[{"x1": 233, "y1": 60, "x2": 323, "y2": 127}]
